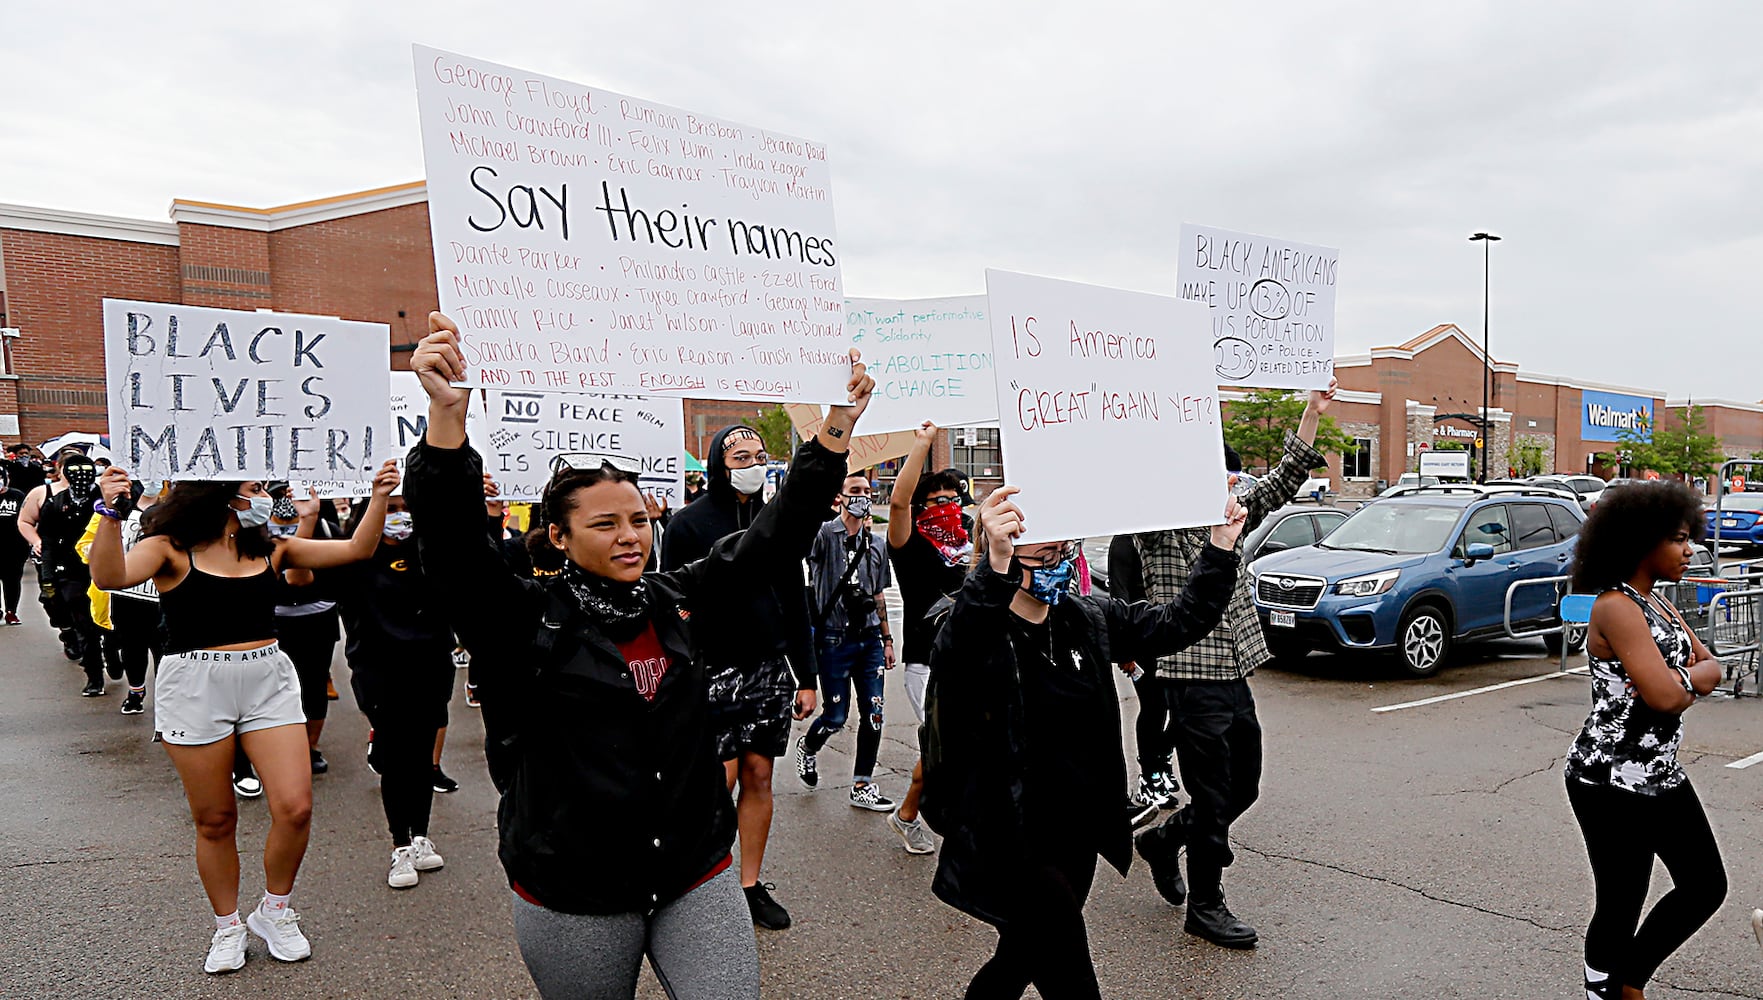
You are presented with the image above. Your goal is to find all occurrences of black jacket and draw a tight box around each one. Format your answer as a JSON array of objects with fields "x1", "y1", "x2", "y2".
[
  {"x1": 404, "y1": 434, "x2": 846, "y2": 916},
  {"x1": 659, "y1": 424, "x2": 816, "y2": 687},
  {"x1": 921, "y1": 545, "x2": 1238, "y2": 926}
]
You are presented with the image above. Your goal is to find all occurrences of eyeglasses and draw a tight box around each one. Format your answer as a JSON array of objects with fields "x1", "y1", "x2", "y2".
[
  {"x1": 1015, "y1": 541, "x2": 1078, "y2": 568},
  {"x1": 722, "y1": 450, "x2": 770, "y2": 469},
  {"x1": 551, "y1": 453, "x2": 645, "y2": 477},
  {"x1": 916, "y1": 496, "x2": 961, "y2": 509}
]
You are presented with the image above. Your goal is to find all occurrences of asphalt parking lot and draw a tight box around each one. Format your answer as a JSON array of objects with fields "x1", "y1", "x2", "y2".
[{"x1": 5, "y1": 571, "x2": 1763, "y2": 998}]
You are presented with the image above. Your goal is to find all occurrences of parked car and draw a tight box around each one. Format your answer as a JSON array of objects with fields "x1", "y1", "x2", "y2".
[
  {"x1": 1380, "y1": 474, "x2": 1440, "y2": 496},
  {"x1": 1240, "y1": 504, "x2": 1349, "y2": 565},
  {"x1": 1706, "y1": 492, "x2": 1763, "y2": 547},
  {"x1": 1251, "y1": 491, "x2": 1586, "y2": 676}
]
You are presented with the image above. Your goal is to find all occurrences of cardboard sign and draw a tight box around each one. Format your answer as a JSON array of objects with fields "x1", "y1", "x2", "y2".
[
  {"x1": 783, "y1": 403, "x2": 920, "y2": 469},
  {"x1": 413, "y1": 45, "x2": 850, "y2": 403},
  {"x1": 103, "y1": 299, "x2": 389, "y2": 485},
  {"x1": 844, "y1": 295, "x2": 997, "y2": 434},
  {"x1": 1176, "y1": 223, "x2": 1337, "y2": 390},
  {"x1": 292, "y1": 371, "x2": 488, "y2": 497},
  {"x1": 985, "y1": 270, "x2": 1225, "y2": 544},
  {"x1": 483, "y1": 390, "x2": 685, "y2": 503}
]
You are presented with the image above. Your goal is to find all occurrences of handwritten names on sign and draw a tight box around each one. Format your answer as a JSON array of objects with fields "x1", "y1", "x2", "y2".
[
  {"x1": 1176, "y1": 223, "x2": 1337, "y2": 390},
  {"x1": 483, "y1": 389, "x2": 685, "y2": 503},
  {"x1": 103, "y1": 299, "x2": 389, "y2": 485},
  {"x1": 845, "y1": 295, "x2": 996, "y2": 434},
  {"x1": 984, "y1": 270, "x2": 1226, "y2": 544},
  {"x1": 413, "y1": 45, "x2": 851, "y2": 403}
]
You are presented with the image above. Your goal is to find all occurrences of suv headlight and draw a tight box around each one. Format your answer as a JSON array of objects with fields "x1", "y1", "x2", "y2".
[{"x1": 1334, "y1": 569, "x2": 1400, "y2": 597}]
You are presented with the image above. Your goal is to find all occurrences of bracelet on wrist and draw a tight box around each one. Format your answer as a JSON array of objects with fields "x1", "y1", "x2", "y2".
[{"x1": 93, "y1": 501, "x2": 124, "y2": 521}]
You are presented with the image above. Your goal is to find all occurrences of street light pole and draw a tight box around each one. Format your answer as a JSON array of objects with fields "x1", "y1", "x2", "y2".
[{"x1": 1469, "y1": 231, "x2": 1501, "y2": 482}]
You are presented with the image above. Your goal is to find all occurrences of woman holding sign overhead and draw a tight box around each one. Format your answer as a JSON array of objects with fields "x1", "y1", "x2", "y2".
[
  {"x1": 919, "y1": 487, "x2": 1244, "y2": 1000},
  {"x1": 402, "y1": 312, "x2": 871, "y2": 1000},
  {"x1": 89, "y1": 461, "x2": 397, "y2": 975}
]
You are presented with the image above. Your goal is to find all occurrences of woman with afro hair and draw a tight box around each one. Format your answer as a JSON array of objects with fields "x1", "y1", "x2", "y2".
[{"x1": 1564, "y1": 481, "x2": 1727, "y2": 1000}]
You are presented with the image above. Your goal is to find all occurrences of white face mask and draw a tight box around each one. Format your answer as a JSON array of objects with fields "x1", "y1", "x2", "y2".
[
  {"x1": 728, "y1": 465, "x2": 767, "y2": 496},
  {"x1": 382, "y1": 512, "x2": 414, "y2": 541},
  {"x1": 235, "y1": 495, "x2": 273, "y2": 528}
]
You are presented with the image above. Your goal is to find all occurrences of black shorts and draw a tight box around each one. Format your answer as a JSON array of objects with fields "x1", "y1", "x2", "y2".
[{"x1": 706, "y1": 656, "x2": 797, "y2": 761}]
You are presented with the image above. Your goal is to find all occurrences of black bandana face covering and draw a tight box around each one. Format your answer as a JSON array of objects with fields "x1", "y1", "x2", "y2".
[
  {"x1": 561, "y1": 562, "x2": 652, "y2": 632},
  {"x1": 62, "y1": 459, "x2": 97, "y2": 497}
]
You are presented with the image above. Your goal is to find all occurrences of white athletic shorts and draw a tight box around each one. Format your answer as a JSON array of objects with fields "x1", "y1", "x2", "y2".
[
  {"x1": 154, "y1": 642, "x2": 305, "y2": 746},
  {"x1": 904, "y1": 662, "x2": 931, "y2": 725}
]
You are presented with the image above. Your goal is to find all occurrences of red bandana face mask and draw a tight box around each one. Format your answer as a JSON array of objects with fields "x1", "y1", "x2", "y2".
[{"x1": 915, "y1": 503, "x2": 971, "y2": 566}]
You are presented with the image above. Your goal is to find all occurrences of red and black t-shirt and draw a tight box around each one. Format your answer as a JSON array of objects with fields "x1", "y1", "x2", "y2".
[{"x1": 618, "y1": 623, "x2": 671, "y2": 702}]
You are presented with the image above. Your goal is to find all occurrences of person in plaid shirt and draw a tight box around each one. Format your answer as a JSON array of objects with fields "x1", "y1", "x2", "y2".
[{"x1": 1131, "y1": 378, "x2": 1337, "y2": 949}]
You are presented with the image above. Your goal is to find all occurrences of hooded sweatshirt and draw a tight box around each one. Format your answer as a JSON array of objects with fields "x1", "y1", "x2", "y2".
[{"x1": 660, "y1": 425, "x2": 817, "y2": 688}]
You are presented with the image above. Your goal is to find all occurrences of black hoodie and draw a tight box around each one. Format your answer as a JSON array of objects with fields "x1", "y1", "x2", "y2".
[{"x1": 661, "y1": 425, "x2": 817, "y2": 688}]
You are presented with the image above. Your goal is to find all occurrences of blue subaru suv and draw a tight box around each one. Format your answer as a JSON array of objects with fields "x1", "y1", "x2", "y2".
[{"x1": 1250, "y1": 488, "x2": 1585, "y2": 676}]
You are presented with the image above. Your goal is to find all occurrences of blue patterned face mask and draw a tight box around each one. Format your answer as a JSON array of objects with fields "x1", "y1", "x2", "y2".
[{"x1": 1022, "y1": 557, "x2": 1076, "y2": 606}]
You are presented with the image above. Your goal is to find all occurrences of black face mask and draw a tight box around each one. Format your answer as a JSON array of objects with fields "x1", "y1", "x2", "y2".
[{"x1": 62, "y1": 462, "x2": 97, "y2": 497}]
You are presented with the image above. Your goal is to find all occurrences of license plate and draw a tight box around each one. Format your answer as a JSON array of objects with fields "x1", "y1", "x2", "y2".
[
  {"x1": 1270, "y1": 610, "x2": 1296, "y2": 628},
  {"x1": 1724, "y1": 518, "x2": 1740, "y2": 527}
]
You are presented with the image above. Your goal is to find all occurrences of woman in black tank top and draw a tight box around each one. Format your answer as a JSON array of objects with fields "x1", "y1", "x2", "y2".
[{"x1": 89, "y1": 463, "x2": 398, "y2": 975}]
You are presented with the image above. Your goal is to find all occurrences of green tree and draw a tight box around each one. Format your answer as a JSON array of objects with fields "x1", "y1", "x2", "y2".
[
  {"x1": 751, "y1": 404, "x2": 796, "y2": 461},
  {"x1": 1222, "y1": 389, "x2": 1355, "y2": 474},
  {"x1": 1513, "y1": 437, "x2": 1548, "y2": 477},
  {"x1": 1597, "y1": 405, "x2": 1723, "y2": 479}
]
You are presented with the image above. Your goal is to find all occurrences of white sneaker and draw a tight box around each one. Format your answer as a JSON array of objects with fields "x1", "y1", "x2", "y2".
[
  {"x1": 887, "y1": 808, "x2": 937, "y2": 855},
  {"x1": 246, "y1": 905, "x2": 311, "y2": 961},
  {"x1": 410, "y1": 836, "x2": 445, "y2": 872},
  {"x1": 388, "y1": 847, "x2": 419, "y2": 888},
  {"x1": 233, "y1": 774, "x2": 263, "y2": 798},
  {"x1": 204, "y1": 923, "x2": 248, "y2": 974}
]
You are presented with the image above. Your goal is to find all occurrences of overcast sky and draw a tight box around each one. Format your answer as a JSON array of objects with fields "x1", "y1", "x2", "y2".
[{"x1": 5, "y1": 2, "x2": 1760, "y2": 400}]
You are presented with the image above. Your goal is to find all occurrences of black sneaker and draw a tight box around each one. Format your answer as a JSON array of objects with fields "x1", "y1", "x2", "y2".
[
  {"x1": 80, "y1": 679, "x2": 105, "y2": 697},
  {"x1": 310, "y1": 749, "x2": 329, "y2": 775},
  {"x1": 795, "y1": 736, "x2": 819, "y2": 789},
  {"x1": 120, "y1": 689, "x2": 146, "y2": 715},
  {"x1": 432, "y1": 766, "x2": 459, "y2": 793},
  {"x1": 744, "y1": 882, "x2": 791, "y2": 930}
]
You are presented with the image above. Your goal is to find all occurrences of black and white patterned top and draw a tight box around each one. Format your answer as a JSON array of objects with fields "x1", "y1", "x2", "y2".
[{"x1": 1564, "y1": 584, "x2": 1692, "y2": 795}]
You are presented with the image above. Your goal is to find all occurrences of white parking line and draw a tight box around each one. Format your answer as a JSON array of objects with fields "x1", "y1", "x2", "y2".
[
  {"x1": 1371, "y1": 666, "x2": 1590, "y2": 713},
  {"x1": 1725, "y1": 750, "x2": 1763, "y2": 770}
]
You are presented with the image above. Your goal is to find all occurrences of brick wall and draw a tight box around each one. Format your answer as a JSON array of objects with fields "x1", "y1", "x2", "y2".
[
  {"x1": 0, "y1": 228, "x2": 182, "y2": 442},
  {"x1": 268, "y1": 203, "x2": 439, "y2": 355}
]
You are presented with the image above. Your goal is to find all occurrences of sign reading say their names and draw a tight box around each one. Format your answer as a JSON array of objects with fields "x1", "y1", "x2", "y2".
[
  {"x1": 845, "y1": 295, "x2": 996, "y2": 435},
  {"x1": 103, "y1": 299, "x2": 389, "y2": 485},
  {"x1": 483, "y1": 389, "x2": 685, "y2": 503},
  {"x1": 293, "y1": 371, "x2": 488, "y2": 497},
  {"x1": 413, "y1": 45, "x2": 851, "y2": 403},
  {"x1": 984, "y1": 270, "x2": 1226, "y2": 544},
  {"x1": 1176, "y1": 223, "x2": 1337, "y2": 391}
]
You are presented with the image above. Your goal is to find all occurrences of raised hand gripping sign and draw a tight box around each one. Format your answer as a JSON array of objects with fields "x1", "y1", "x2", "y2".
[
  {"x1": 844, "y1": 295, "x2": 997, "y2": 434},
  {"x1": 1176, "y1": 223, "x2": 1337, "y2": 391},
  {"x1": 413, "y1": 45, "x2": 851, "y2": 403},
  {"x1": 103, "y1": 299, "x2": 389, "y2": 486},
  {"x1": 482, "y1": 390, "x2": 685, "y2": 503},
  {"x1": 985, "y1": 270, "x2": 1226, "y2": 545}
]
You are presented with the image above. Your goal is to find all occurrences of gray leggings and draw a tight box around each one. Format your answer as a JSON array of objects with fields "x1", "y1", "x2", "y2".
[{"x1": 511, "y1": 864, "x2": 759, "y2": 1000}]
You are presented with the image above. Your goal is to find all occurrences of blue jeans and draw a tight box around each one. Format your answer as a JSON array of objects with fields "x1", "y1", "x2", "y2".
[{"x1": 804, "y1": 627, "x2": 886, "y2": 783}]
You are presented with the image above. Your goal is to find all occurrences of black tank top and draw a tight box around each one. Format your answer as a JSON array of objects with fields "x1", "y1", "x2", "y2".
[{"x1": 160, "y1": 550, "x2": 279, "y2": 654}]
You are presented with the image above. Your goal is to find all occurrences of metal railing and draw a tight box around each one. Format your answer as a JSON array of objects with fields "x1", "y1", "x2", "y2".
[
  {"x1": 1503, "y1": 574, "x2": 1582, "y2": 670},
  {"x1": 1705, "y1": 587, "x2": 1763, "y2": 696}
]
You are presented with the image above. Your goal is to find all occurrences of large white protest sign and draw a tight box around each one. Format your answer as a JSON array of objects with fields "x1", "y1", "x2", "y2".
[
  {"x1": 413, "y1": 45, "x2": 850, "y2": 403},
  {"x1": 292, "y1": 371, "x2": 488, "y2": 497},
  {"x1": 845, "y1": 295, "x2": 997, "y2": 434},
  {"x1": 985, "y1": 270, "x2": 1225, "y2": 544},
  {"x1": 1176, "y1": 223, "x2": 1337, "y2": 391},
  {"x1": 483, "y1": 390, "x2": 685, "y2": 503},
  {"x1": 103, "y1": 299, "x2": 389, "y2": 485}
]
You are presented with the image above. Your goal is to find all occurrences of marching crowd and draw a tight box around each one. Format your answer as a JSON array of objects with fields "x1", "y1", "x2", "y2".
[{"x1": 2, "y1": 314, "x2": 1732, "y2": 1000}]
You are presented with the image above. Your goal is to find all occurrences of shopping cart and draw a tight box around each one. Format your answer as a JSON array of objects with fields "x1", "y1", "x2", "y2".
[{"x1": 1696, "y1": 580, "x2": 1762, "y2": 696}]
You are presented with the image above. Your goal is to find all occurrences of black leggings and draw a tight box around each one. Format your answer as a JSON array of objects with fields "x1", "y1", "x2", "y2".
[
  {"x1": 1134, "y1": 675, "x2": 1174, "y2": 777},
  {"x1": 965, "y1": 847, "x2": 1101, "y2": 1000},
  {"x1": 106, "y1": 595, "x2": 163, "y2": 688},
  {"x1": 1566, "y1": 777, "x2": 1727, "y2": 990},
  {"x1": 277, "y1": 613, "x2": 338, "y2": 723},
  {"x1": 0, "y1": 546, "x2": 26, "y2": 614},
  {"x1": 354, "y1": 656, "x2": 451, "y2": 847}
]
